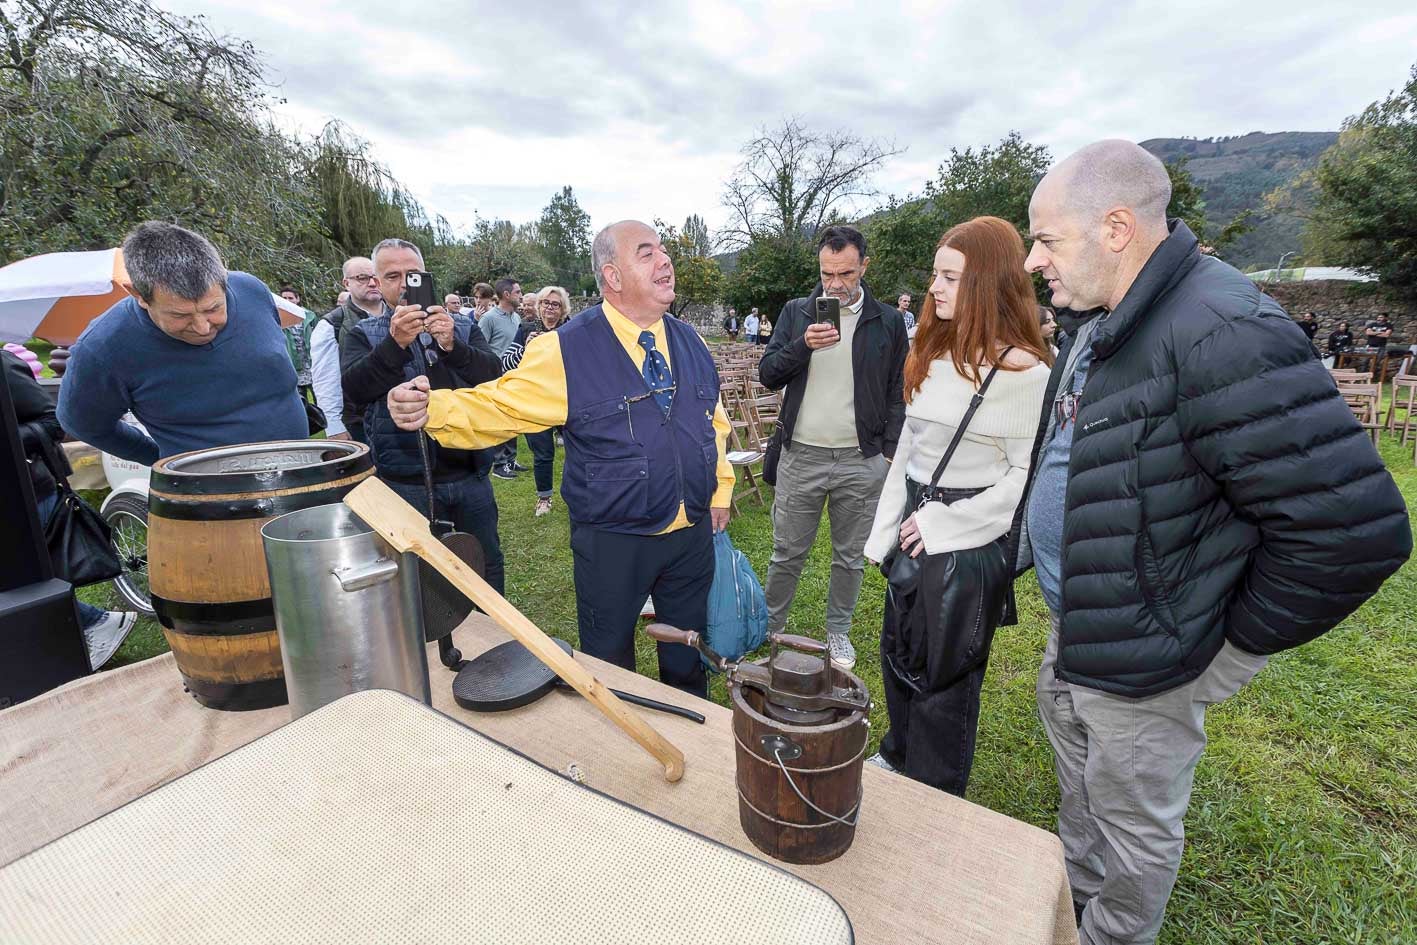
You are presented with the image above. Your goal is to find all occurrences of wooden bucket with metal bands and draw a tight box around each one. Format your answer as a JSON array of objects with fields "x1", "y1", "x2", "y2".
[
  {"x1": 147, "y1": 440, "x2": 375, "y2": 710},
  {"x1": 731, "y1": 668, "x2": 868, "y2": 865}
]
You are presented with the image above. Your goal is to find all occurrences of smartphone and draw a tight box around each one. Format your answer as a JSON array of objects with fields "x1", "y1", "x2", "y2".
[
  {"x1": 815, "y1": 296, "x2": 841, "y2": 332},
  {"x1": 402, "y1": 270, "x2": 437, "y2": 310}
]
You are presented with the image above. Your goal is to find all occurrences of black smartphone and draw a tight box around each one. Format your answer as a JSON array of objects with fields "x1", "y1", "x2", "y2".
[
  {"x1": 402, "y1": 270, "x2": 437, "y2": 310},
  {"x1": 815, "y1": 296, "x2": 841, "y2": 332}
]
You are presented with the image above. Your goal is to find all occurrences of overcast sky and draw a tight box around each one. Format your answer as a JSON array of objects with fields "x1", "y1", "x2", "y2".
[{"x1": 170, "y1": 0, "x2": 1417, "y2": 243}]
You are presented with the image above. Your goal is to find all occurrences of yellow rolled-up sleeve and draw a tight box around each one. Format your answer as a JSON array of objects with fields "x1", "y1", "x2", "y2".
[
  {"x1": 426, "y1": 332, "x2": 569, "y2": 450},
  {"x1": 712, "y1": 399, "x2": 734, "y2": 508}
]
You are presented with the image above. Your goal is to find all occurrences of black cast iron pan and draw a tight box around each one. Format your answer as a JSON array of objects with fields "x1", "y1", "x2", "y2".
[{"x1": 453, "y1": 639, "x2": 706, "y2": 724}]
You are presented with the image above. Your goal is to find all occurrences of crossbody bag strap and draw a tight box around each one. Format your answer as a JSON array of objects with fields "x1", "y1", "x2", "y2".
[{"x1": 925, "y1": 346, "x2": 1015, "y2": 492}]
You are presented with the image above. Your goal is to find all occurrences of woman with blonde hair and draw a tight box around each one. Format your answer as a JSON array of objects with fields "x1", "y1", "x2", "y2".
[
  {"x1": 502, "y1": 285, "x2": 572, "y2": 515},
  {"x1": 863, "y1": 216, "x2": 1052, "y2": 794}
]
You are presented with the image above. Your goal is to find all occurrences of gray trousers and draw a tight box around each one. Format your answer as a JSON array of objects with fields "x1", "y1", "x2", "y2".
[
  {"x1": 765, "y1": 443, "x2": 887, "y2": 637},
  {"x1": 1037, "y1": 615, "x2": 1267, "y2": 945}
]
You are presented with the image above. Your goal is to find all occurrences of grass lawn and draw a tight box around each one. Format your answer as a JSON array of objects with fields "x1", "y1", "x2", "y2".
[{"x1": 75, "y1": 431, "x2": 1416, "y2": 944}]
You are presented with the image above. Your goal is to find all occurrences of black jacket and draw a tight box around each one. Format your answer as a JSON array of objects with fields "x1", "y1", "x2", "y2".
[
  {"x1": 1011, "y1": 221, "x2": 1410, "y2": 697},
  {"x1": 321, "y1": 299, "x2": 384, "y2": 432},
  {"x1": 340, "y1": 314, "x2": 502, "y2": 483},
  {"x1": 758, "y1": 283, "x2": 908, "y2": 459},
  {"x1": 4, "y1": 350, "x2": 67, "y2": 502}
]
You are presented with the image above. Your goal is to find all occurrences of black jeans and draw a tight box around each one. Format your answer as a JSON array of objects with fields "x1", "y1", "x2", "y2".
[
  {"x1": 879, "y1": 644, "x2": 988, "y2": 797},
  {"x1": 569, "y1": 517, "x2": 711, "y2": 698},
  {"x1": 494, "y1": 439, "x2": 520, "y2": 469},
  {"x1": 526, "y1": 429, "x2": 556, "y2": 497},
  {"x1": 383, "y1": 473, "x2": 505, "y2": 595},
  {"x1": 876, "y1": 479, "x2": 1004, "y2": 796}
]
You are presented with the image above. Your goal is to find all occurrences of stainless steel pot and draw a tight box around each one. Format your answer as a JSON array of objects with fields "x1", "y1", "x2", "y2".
[{"x1": 261, "y1": 503, "x2": 431, "y2": 720}]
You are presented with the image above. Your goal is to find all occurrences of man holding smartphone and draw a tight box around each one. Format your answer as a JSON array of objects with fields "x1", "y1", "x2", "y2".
[
  {"x1": 340, "y1": 237, "x2": 508, "y2": 593},
  {"x1": 759, "y1": 225, "x2": 909, "y2": 669}
]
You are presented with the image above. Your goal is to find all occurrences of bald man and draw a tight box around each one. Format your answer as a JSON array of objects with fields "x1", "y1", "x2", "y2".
[
  {"x1": 312, "y1": 257, "x2": 389, "y2": 442},
  {"x1": 387, "y1": 221, "x2": 734, "y2": 699},
  {"x1": 1008, "y1": 140, "x2": 1410, "y2": 944}
]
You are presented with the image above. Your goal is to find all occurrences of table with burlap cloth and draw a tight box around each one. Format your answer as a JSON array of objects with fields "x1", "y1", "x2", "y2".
[{"x1": 0, "y1": 615, "x2": 1077, "y2": 945}]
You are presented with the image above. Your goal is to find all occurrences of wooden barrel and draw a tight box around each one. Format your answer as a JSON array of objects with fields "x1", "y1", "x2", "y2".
[
  {"x1": 731, "y1": 664, "x2": 869, "y2": 865},
  {"x1": 147, "y1": 441, "x2": 374, "y2": 710}
]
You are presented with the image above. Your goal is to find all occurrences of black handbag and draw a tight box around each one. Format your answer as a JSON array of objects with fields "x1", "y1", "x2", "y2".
[
  {"x1": 303, "y1": 393, "x2": 327, "y2": 436},
  {"x1": 880, "y1": 352, "x2": 1014, "y2": 692},
  {"x1": 36, "y1": 450, "x2": 123, "y2": 587}
]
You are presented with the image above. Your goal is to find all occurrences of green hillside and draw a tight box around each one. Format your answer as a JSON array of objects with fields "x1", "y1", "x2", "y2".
[{"x1": 1140, "y1": 132, "x2": 1338, "y2": 269}]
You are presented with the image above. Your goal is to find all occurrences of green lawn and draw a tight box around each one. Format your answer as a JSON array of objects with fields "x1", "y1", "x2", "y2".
[{"x1": 76, "y1": 432, "x2": 1416, "y2": 944}]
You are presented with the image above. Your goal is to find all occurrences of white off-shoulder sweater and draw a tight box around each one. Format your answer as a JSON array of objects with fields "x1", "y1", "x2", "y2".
[{"x1": 864, "y1": 357, "x2": 1049, "y2": 561}]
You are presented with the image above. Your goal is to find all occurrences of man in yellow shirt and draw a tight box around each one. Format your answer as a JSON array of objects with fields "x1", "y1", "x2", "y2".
[{"x1": 389, "y1": 220, "x2": 733, "y2": 698}]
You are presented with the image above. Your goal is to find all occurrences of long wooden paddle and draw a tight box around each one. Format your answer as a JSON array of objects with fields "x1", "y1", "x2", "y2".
[{"x1": 344, "y1": 477, "x2": 686, "y2": 782}]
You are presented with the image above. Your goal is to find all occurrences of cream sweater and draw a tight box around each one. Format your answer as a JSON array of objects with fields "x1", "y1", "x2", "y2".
[{"x1": 864, "y1": 357, "x2": 1049, "y2": 561}]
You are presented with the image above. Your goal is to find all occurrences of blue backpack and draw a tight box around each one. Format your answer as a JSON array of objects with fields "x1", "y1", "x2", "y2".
[{"x1": 704, "y1": 531, "x2": 768, "y2": 666}]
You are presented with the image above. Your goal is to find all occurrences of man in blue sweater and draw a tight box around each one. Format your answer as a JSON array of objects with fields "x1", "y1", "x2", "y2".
[{"x1": 58, "y1": 222, "x2": 307, "y2": 465}]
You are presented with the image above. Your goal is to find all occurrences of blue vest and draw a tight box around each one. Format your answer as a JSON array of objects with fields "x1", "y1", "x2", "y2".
[{"x1": 560, "y1": 306, "x2": 721, "y2": 534}]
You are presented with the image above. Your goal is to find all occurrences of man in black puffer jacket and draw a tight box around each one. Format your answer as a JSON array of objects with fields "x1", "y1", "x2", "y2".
[{"x1": 1013, "y1": 141, "x2": 1410, "y2": 945}]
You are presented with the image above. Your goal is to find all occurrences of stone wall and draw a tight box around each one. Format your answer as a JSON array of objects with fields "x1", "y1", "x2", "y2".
[{"x1": 1261, "y1": 280, "x2": 1417, "y2": 345}]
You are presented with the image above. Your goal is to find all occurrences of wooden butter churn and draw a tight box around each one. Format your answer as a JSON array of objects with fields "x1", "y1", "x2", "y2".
[{"x1": 646, "y1": 625, "x2": 870, "y2": 865}]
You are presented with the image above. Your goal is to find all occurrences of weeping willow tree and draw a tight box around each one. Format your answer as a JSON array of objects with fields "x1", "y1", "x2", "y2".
[
  {"x1": 0, "y1": 0, "x2": 324, "y2": 287},
  {"x1": 302, "y1": 122, "x2": 427, "y2": 261}
]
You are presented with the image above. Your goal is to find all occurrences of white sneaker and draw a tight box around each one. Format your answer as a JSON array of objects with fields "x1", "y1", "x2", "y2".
[
  {"x1": 827, "y1": 633, "x2": 856, "y2": 670},
  {"x1": 84, "y1": 612, "x2": 137, "y2": 670},
  {"x1": 866, "y1": 752, "x2": 898, "y2": 773},
  {"x1": 534, "y1": 497, "x2": 553, "y2": 517}
]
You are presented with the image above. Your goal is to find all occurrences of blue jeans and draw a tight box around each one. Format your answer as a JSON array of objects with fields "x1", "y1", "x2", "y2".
[
  {"x1": 383, "y1": 473, "x2": 505, "y2": 595},
  {"x1": 35, "y1": 491, "x2": 106, "y2": 630},
  {"x1": 526, "y1": 429, "x2": 556, "y2": 497}
]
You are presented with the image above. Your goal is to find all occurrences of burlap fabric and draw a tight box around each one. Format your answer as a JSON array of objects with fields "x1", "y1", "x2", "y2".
[{"x1": 0, "y1": 615, "x2": 1077, "y2": 945}]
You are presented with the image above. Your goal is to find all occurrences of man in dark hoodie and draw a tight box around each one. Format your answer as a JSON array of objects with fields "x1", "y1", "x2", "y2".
[{"x1": 1014, "y1": 139, "x2": 1411, "y2": 945}]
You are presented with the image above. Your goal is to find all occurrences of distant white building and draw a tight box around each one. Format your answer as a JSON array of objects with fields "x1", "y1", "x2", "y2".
[{"x1": 1247, "y1": 266, "x2": 1376, "y2": 283}]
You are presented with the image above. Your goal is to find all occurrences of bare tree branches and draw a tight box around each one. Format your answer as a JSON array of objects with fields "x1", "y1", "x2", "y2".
[{"x1": 718, "y1": 117, "x2": 902, "y2": 249}]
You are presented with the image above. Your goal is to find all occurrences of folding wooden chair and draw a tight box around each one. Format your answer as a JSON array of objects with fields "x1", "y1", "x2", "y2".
[
  {"x1": 1388, "y1": 372, "x2": 1417, "y2": 444},
  {"x1": 1336, "y1": 382, "x2": 1382, "y2": 445},
  {"x1": 719, "y1": 387, "x2": 766, "y2": 513}
]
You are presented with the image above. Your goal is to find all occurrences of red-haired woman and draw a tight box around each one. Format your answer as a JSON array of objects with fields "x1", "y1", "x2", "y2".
[{"x1": 863, "y1": 216, "x2": 1052, "y2": 795}]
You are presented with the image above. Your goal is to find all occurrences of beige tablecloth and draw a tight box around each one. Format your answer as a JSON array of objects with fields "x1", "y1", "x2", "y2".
[{"x1": 0, "y1": 616, "x2": 1077, "y2": 945}]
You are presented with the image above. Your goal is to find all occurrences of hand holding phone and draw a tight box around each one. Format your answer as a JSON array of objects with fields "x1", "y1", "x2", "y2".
[
  {"x1": 402, "y1": 270, "x2": 437, "y2": 311},
  {"x1": 815, "y1": 296, "x2": 841, "y2": 332},
  {"x1": 390, "y1": 305, "x2": 427, "y2": 348}
]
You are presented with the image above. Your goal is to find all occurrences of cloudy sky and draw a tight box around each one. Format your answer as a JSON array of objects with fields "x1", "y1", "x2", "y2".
[{"x1": 170, "y1": 0, "x2": 1417, "y2": 242}]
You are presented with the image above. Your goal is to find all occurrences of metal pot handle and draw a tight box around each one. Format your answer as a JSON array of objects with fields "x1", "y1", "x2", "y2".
[{"x1": 332, "y1": 557, "x2": 399, "y2": 592}]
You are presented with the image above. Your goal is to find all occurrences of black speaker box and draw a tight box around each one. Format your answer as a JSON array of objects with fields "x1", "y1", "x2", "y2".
[{"x1": 0, "y1": 359, "x2": 89, "y2": 708}]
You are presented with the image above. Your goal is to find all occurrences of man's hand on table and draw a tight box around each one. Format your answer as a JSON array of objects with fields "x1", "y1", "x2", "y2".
[
  {"x1": 711, "y1": 507, "x2": 730, "y2": 533},
  {"x1": 389, "y1": 375, "x2": 431, "y2": 431}
]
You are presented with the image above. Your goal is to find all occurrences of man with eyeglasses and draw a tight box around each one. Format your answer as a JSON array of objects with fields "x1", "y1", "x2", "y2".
[
  {"x1": 340, "y1": 238, "x2": 507, "y2": 594},
  {"x1": 386, "y1": 220, "x2": 733, "y2": 699},
  {"x1": 312, "y1": 257, "x2": 387, "y2": 443}
]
